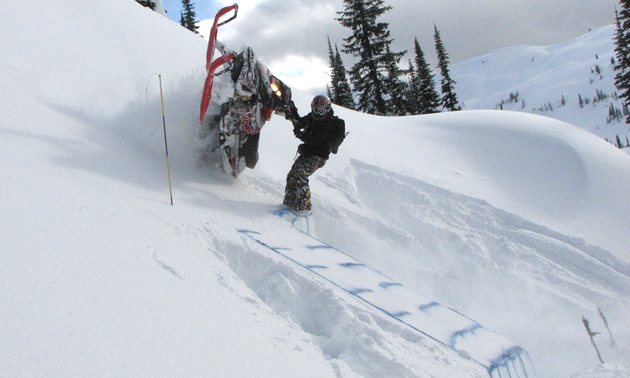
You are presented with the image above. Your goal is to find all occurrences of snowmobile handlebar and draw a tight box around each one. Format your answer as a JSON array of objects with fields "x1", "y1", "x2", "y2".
[{"x1": 276, "y1": 100, "x2": 300, "y2": 126}]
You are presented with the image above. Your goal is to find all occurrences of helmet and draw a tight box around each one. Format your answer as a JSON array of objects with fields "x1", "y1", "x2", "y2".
[{"x1": 311, "y1": 95, "x2": 332, "y2": 119}]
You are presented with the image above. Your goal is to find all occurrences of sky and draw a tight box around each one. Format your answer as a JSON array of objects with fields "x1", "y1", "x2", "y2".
[{"x1": 162, "y1": 0, "x2": 620, "y2": 92}]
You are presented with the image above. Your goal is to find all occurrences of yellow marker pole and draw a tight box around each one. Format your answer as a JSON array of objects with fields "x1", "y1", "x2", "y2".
[{"x1": 158, "y1": 75, "x2": 174, "y2": 205}]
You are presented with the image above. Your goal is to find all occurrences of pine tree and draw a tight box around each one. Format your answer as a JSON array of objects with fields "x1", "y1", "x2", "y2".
[
  {"x1": 383, "y1": 45, "x2": 409, "y2": 115},
  {"x1": 409, "y1": 38, "x2": 440, "y2": 114},
  {"x1": 327, "y1": 37, "x2": 356, "y2": 109},
  {"x1": 434, "y1": 26, "x2": 461, "y2": 111},
  {"x1": 180, "y1": 0, "x2": 199, "y2": 34},
  {"x1": 614, "y1": 4, "x2": 630, "y2": 123},
  {"x1": 336, "y1": 0, "x2": 405, "y2": 115},
  {"x1": 334, "y1": 46, "x2": 356, "y2": 109},
  {"x1": 406, "y1": 59, "x2": 417, "y2": 111},
  {"x1": 136, "y1": 0, "x2": 156, "y2": 10}
]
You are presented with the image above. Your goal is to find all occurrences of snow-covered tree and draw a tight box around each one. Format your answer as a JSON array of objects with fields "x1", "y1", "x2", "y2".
[
  {"x1": 336, "y1": 0, "x2": 405, "y2": 115},
  {"x1": 434, "y1": 26, "x2": 461, "y2": 111},
  {"x1": 180, "y1": 0, "x2": 199, "y2": 34},
  {"x1": 408, "y1": 38, "x2": 440, "y2": 114},
  {"x1": 614, "y1": 3, "x2": 630, "y2": 123},
  {"x1": 327, "y1": 37, "x2": 356, "y2": 109},
  {"x1": 135, "y1": 0, "x2": 156, "y2": 10},
  {"x1": 382, "y1": 45, "x2": 409, "y2": 115}
]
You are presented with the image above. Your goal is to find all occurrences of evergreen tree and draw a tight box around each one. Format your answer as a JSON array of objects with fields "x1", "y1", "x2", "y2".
[
  {"x1": 405, "y1": 59, "x2": 415, "y2": 105},
  {"x1": 434, "y1": 26, "x2": 461, "y2": 111},
  {"x1": 327, "y1": 37, "x2": 356, "y2": 109},
  {"x1": 614, "y1": 4, "x2": 630, "y2": 123},
  {"x1": 336, "y1": 0, "x2": 405, "y2": 115},
  {"x1": 180, "y1": 0, "x2": 199, "y2": 34},
  {"x1": 409, "y1": 38, "x2": 440, "y2": 114},
  {"x1": 382, "y1": 45, "x2": 409, "y2": 115},
  {"x1": 334, "y1": 47, "x2": 356, "y2": 109},
  {"x1": 406, "y1": 42, "x2": 423, "y2": 115},
  {"x1": 136, "y1": 0, "x2": 156, "y2": 10}
]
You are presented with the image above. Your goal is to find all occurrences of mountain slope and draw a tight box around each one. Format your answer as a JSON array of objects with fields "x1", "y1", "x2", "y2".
[
  {"x1": 1, "y1": 1, "x2": 629, "y2": 377},
  {"x1": 452, "y1": 25, "x2": 629, "y2": 145}
]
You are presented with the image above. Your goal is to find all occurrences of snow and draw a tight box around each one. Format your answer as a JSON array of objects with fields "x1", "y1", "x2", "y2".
[
  {"x1": 452, "y1": 24, "x2": 629, "y2": 145},
  {"x1": 239, "y1": 224, "x2": 531, "y2": 376},
  {"x1": 1, "y1": 1, "x2": 629, "y2": 377}
]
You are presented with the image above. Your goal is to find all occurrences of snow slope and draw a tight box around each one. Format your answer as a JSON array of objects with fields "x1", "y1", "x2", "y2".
[
  {"x1": 452, "y1": 24, "x2": 629, "y2": 145},
  {"x1": 1, "y1": 1, "x2": 629, "y2": 377}
]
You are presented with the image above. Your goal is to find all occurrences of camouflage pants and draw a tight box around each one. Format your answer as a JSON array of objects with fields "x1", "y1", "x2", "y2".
[{"x1": 283, "y1": 154, "x2": 326, "y2": 211}]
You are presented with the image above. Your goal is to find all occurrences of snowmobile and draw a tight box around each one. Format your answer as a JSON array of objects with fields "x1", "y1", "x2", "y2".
[{"x1": 199, "y1": 4, "x2": 293, "y2": 177}]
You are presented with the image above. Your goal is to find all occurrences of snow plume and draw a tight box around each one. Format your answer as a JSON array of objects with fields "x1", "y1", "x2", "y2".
[{"x1": 1, "y1": 1, "x2": 629, "y2": 377}]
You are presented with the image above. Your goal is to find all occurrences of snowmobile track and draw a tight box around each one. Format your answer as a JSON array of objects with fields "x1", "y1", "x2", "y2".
[{"x1": 238, "y1": 224, "x2": 535, "y2": 377}]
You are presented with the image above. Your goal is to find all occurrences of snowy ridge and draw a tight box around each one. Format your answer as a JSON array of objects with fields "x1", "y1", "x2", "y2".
[
  {"x1": 452, "y1": 25, "x2": 629, "y2": 144},
  {"x1": 238, "y1": 221, "x2": 534, "y2": 377}
]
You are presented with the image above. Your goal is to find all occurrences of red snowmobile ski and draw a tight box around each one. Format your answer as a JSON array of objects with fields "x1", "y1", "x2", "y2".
[{"x1": 199, "y1": 3, "x2": 292, "y2": 177}]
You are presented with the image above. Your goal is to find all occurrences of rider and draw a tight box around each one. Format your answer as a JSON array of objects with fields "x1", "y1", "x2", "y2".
[{"x1": 283, "y1": 95, "x2": 346, "y2": 214}]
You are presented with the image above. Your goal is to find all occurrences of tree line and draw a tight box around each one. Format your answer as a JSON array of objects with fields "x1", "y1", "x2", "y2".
[
  {"x1": 329, "y1": 0, "x2": 460, "y2": 116},
  {"x1": 615, "y1": 0, "x2": 630, "y2": 126},
  {"x1": 607, "y1": 0, "x2": 630, "y2": 148},
  {"x1": 139, "y1": 0, "x2": 630, "y2": 133},
  {"x1": 135, "y1": 0, "x2": 459, "y2": 117}
]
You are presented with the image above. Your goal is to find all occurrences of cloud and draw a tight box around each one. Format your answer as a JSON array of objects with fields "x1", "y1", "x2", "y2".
[
  {"x1": 270, "y1": 55, "x2": 331, "y2": 93},
  {"x1": 216, "y1": 0, "x2": 341, "y2": 62},
  {"x1": 203, "y1": 0, "x2": 619, "y2": 93},
  {"x1": 387, "y1": 0, "x2": 618, "y2": 64}
]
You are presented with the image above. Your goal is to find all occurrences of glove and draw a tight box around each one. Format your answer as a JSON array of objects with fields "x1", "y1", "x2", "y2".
[
  {"x1": 284, "y1": 109, "x2": 294, "y2": 121},
  {"x1": 287, "y1": 100, "x2": 299, "y2": 119}
]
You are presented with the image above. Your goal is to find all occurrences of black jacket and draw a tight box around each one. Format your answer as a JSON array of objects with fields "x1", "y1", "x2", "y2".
[{"x1": 294, "y1": 111, "x2": 345, "y2": 160}]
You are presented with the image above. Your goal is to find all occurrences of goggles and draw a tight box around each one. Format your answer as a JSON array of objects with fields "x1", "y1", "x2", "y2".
[{"x1": 313, "y1": 106, "x2": 328, "y2": 116}]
